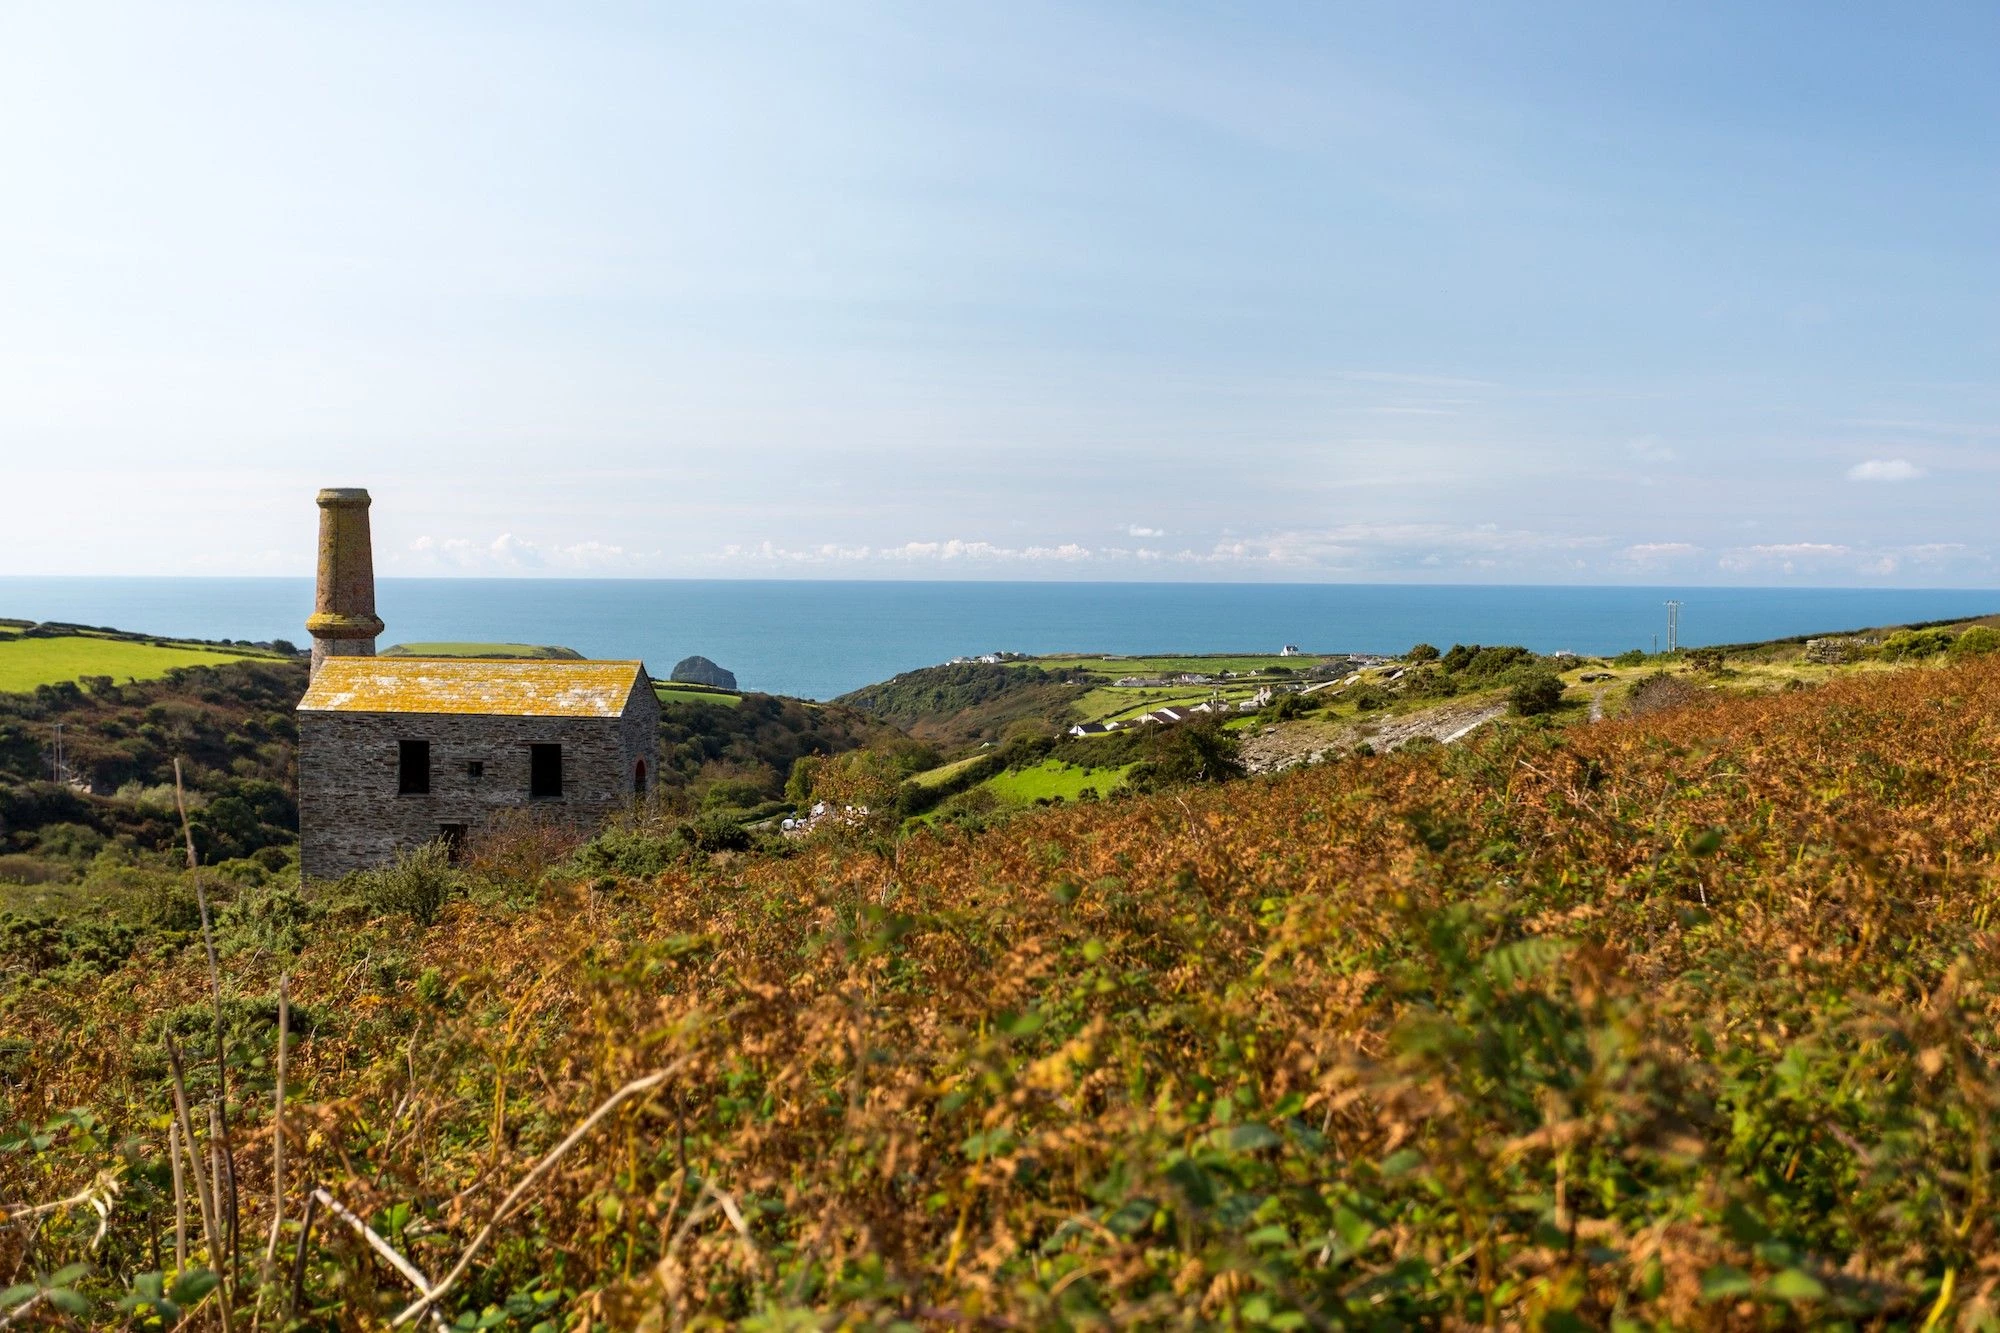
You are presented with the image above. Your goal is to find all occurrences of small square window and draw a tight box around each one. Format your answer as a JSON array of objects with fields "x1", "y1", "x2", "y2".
[{"x1": 466, "y1": 760, "x2": 485, "y2": 779}]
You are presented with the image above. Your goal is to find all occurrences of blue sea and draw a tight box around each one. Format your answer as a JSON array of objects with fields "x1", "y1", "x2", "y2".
[{"x1": 2, "y1": 578, "x2": 1995, "y2": 700}]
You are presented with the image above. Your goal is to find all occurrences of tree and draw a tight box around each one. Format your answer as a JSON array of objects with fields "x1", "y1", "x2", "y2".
[
  {"x1": 1407, "y1": 643, "x2": 1440, "y2": 663},
  {"x1": 1135, "y1": 721, "x2": 1244, "y2": 788},
  {"x1": 1510, "y1": 672, "x2": 1565, "y2": 716},
  {"x1": 805, "y1": 749, "x2": 903, "y2": 813},
  {"x1": 784, "y1": 755, "x2": 822, "y2": 807}
]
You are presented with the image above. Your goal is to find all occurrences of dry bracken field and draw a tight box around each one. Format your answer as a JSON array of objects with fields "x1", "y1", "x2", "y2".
[{"x1": 9, "y1": 659, "x2": 2000, "y2": 1329}]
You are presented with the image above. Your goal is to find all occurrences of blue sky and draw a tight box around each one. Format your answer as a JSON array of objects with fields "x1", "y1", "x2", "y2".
[{"x1": 3, "y1": 2, "x2": 1996, "y2": 584}]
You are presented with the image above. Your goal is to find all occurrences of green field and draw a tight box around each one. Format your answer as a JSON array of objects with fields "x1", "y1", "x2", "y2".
[
  {"x1": 982, "y1": 759, "x2": 1134, "y2": 803},
  {"x1": 0, "y1": 635, "x2": 276, "y2": 694},
  {"x1": 382, "y1": 642, "x2": 583, "y2": 659},
  {"x1": 910, "y1": 752, "x2": 992, "y2": 788},
  {"x1": 1030, "y1": 653, "x2": 1326, "y2": 677},
  {"x1": 655, "y1": 685, "x2": 743, "y2": 708}
]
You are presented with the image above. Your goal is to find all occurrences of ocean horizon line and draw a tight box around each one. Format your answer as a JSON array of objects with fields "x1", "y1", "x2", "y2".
[{"x1": 8, "y1": 574, "x2": 2000, "y2": 595}]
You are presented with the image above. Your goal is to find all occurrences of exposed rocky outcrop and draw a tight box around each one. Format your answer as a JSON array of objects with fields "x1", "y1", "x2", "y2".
[{"x1": 671, "y1": 655, "x2": 738, "y2": 689}]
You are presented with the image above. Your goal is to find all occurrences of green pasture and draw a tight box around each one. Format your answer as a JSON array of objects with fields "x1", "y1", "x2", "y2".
[
  {"x1": 0, "y1": 635, "x2": 275, "y2": 695},
  {"x1": 910, "y1": 753, "x2": 992, "y2": 789},
  {"x1": 382, "y1": 642, "x2": 583, "y2": 659},
  {"x1": 655, "y1": 685, "x2": 743, "y2": 708},
  {"x1": 982, "y1": 759, "x2": 1134, "y2": 804},
  {"x1": 1030, "y1": 653, "x2": 1325, "y2": 678}
]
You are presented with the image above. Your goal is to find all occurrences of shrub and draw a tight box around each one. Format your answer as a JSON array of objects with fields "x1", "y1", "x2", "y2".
[
  {"x1": 936, "y1": 786, "x2": 1000, "y2": 826},
  {"x1": 571, "y1": 827, "x2": 684, "y2": 879},
  {"x1": 1880, "y1": 627, "x2": 1956, "y2": 661},
  {"x1": 1265, "y1": 692, "x2": 1317, "y2": 721},
  {"x1": 1509, "y1": 671, "x2": 1566, "y2": 716},
  {"x1": 1952, "y1": 625, "x2": 2000, "y2": 658},
  {"x1": 349, "y1": 841, "x2": 459, "y2": 927},
  {"x1": 1406, "y1": 643, "x2": 1440, "y2": 663},
  {"x1": 701, "y1": 779, "x2": 769, "y2": 811},
  {"x1": 1611, "y1": 648, "x2": 1648, "y2": 668},
  {"x1": 686, "y1": 812, "x2": 752, "y2": 853},
  {"x1": 1129, "y1": 720, "x2": 1245, "y2": 788},
  {"x1": 1626, "y1": 672, "x2": 1702, "y2": 716},
  {"x1": 1404, "y1": 666, "x2": 1458, "y2": 699},
  {"x1": 1349, "y1": 685, "x2": 1389, "y2": 711},
  {"x1": 219, "y1": 878, "x2": 322, "y2": 957},
  {"x1": 1463, "y1": 645, "x2": 1535, "y2": 680}
]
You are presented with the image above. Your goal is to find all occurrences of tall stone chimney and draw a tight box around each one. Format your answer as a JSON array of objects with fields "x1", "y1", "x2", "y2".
[{"x1": 307, "y1": 488, "x2": 385, "y2": 677}]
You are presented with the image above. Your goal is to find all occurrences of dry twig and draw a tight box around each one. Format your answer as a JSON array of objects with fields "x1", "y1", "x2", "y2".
[
  {"x1": 311, "y1": 1188, "x2": 447, "y2": 1330},
  {"x1": 261, "y1": 972, "x2": 290, "y2": 1281},
  {"x1": 392, "y1": 1062, "x2": 690, "y2": 1327},
  {"x1": 170, "y1": 1118, "x2": 188, "y2": 1271},
  {"x1": 176, "y1": 758, "x2": 241, "y2": 1273},
  {"x1": 165, "y1": 1032, "x2": 234, "y2": 1333}
]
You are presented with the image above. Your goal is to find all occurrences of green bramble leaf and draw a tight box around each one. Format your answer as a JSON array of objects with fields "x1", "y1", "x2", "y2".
[
  {"x1": 1764, "y1": 1269, "x2": 1826, "y2": 1302},
  {"x1": 169, "y1": 1268, "x2": 219, "y2": 1305}
]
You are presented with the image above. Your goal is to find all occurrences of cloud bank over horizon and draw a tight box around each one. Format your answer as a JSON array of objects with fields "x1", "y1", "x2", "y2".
[{"x1": 2, "y1": 4, "x2": 1996, "y2": 587}]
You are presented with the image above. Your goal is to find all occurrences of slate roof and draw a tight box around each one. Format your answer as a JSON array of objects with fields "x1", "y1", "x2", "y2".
[{"x1": 298, "y1": 658, "x2": 650, "y2": 718}]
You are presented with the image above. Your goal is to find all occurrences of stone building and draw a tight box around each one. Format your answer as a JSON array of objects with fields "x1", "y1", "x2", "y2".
[{"x1": 296, "y1": 488, "x2": 660, "y2": 880}]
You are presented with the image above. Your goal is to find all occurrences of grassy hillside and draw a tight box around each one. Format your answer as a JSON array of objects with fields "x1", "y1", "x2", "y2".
[
  {"x1": 0, "y1": 659, "x2": 309, "y2": 906},
  {"x1": 381, "y1": 642, "x2": 585, "y2": 659},
  {"x1": 838, "y1": 660, "x2": 1091, "y2": 744},
  {"x1": 653, "y1": 684, "x2": 743, "y2": 708},
  {"x1": 980, "y1": 755, "x2": 1133, "y2": 803},
  {"x1": 10, "y1": 658, "x2": 2000, "y2": 1325},
  {"x1": 0, "y1": 632, "x2": 282, "y2": 694}
]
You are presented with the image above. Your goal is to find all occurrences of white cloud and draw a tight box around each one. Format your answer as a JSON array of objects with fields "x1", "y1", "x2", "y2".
[
  {"x1": 405, "y1": 533, "x2": 649, "y2": 572},
  {"x1": 1846, "y1": 458, "x2": 1925, "y2": 482},
  {"x1": 1621, "y1": 542, "x2": 1698, "y2": 561},
  {"x1": 717, "y1": 538, "x2": 1096, "y2": 566},
  {"x1": 1126, "y1": 524, "x2": 1166, "y2": 538}
]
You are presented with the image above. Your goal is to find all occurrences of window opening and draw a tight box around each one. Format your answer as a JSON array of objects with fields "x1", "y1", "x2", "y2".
[
  {"x1": 398, "y1": 740, "x2": 431, "y2": 795},
  {"x1": 529, "y1": 743, "x2": 563, "y2": 799},
  {"x1": 633, "y1": 759, "x2": 647, "y2": 796}
]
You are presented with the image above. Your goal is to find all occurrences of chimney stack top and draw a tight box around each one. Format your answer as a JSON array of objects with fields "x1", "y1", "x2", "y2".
[{"x1": 308, "y1": 486, "x2": 383, "y2": 676}]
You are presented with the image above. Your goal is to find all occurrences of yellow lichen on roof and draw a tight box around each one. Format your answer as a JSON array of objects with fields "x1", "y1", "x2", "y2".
[{"x1": 298, "y1": 657, "x2": 649, "y2": 717}]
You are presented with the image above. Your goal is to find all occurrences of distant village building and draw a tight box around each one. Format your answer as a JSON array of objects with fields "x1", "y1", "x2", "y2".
[
  {"x1": 1279, "y1": 644, "x2": 1302, "y2": 656},
  {"x1": 296, "y1": 489, "x2": 659, "y2": 880}
]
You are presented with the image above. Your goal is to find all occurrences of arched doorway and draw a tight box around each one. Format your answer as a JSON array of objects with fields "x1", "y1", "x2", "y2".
[{"x1": 633, "y1": 758, "x2": 648, "y2": 796}]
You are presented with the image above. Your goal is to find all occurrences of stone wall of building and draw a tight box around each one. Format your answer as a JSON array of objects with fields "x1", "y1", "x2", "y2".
[{"x1": 299, "y1": 695, "x2": 659, "y2": 879}]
